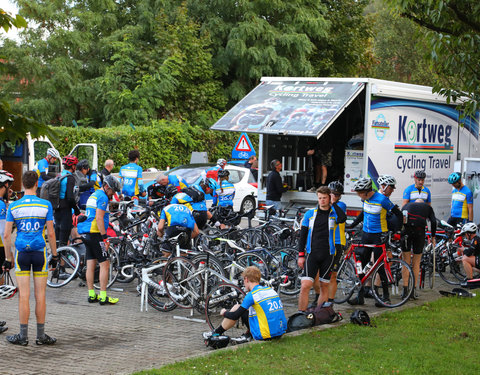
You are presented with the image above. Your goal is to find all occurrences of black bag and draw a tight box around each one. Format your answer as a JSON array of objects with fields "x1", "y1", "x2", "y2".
[
  {"x1": 40, "y1": 175, "x2": 68, "y2": 210},
  {"x1": 286, "y1": 312, "x2": 314, "y2": 332},
  {"x1": 306, "y1": 303, "x2": 342, "y2": 326},
  {"x1": 181, "y1": 186, "x2": 205, "y2": 203}
]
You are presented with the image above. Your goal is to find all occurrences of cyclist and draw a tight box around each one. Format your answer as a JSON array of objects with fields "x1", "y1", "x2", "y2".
[
  {"x1": 203, "y1": 158, "x2": 227, "y2": 181},
  {"x1": 76, "y1": 159, "x2": 101, "y2": 210},
  {"x1": 203, "y1": 266, "x2": 287, "y2": 347},
  {"x1": 2, "y1": 171, "x2": 58, "y2": 345},
  {"x1": 171, "y1": 179, "x2": 214, "y2": 230},
  {"x1": 211, "y1": 170, "x2": 236, "y2": 228},
  {"x1": 119, "y1": 150, "x2": 146, "y2": 199},
  {"x1": 78, "y1": 175, "x2": 122, "y2": 305},
  {"x1": 378, "y1": 175, "x2": 402, "y2": 232},
  {"x1": 349, "y1": 177, "x2": 402, "y2": 306},
  {"x1": 55, "y1": 155, "x2": 80, "y2": 247},
  {"x1": 297, "y1": 186, "x2": 347, "y2": 311},
  {"x1": 327, "y1": 181, "x2": 347, "y2": 303},
  {"x1": 401, "y1": 199, "x2": 437, "y2": 298},
  {"x1": 0, "y1": 171, "x2": 14, "y2": 287},
  {"x1": 459, "y1": 223, "x2": 480, "y2": 281},
  {"x1": 33, "y1": 147, "x2": 60, "y2": 196},
  {"x1": 402, "y1": 170, "x2": 431, "y2": 206},
  {"x1": 155, "y1": 173, "x2": 189, "y2": 193},
  {"x1": 448, "y1": 172, "x2": 473, "y2": 226}
]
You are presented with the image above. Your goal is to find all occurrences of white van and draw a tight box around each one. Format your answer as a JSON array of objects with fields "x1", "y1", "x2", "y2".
[{"x1": 211, "y1": 77, "x2": 480, "y2": 220}]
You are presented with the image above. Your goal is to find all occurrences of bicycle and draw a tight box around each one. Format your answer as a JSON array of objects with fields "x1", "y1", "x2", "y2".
[{"x1": 334, "y1": 238, "x2": 414, "y2": 308}]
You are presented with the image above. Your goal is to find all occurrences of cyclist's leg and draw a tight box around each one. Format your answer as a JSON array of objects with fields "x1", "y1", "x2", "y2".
[
  {"x1": 317, "y1": 252, "x2": 334, "y2": 306},
  {"x1": 411, "y1": 229, "x2": 425, "y2": 289},
  {"x1": 298, "y1": 252, "x2": 319, "y2": 311},
  {"x1": 312, "y1": 272, "x2": 320, "y2": 306},
  {"x1": 462, "y1": 256, "x2": 476, "y2": 279},
  {"x1": 328, "y1": 244, "x2": 345, "y2": 300}
]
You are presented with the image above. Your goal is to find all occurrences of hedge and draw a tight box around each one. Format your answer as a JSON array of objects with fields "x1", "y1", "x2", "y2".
[{"x1": 52, "y1": 120, "x2": 257, "y2": 172}]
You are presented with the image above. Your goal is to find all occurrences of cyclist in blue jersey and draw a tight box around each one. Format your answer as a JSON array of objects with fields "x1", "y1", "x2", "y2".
[
  {"x1": 119, "y1": 150, "x2": 145, "y2": 199},
  {"x1": 402, "y1": 170, "x2": 431, "y2": 206},
  {"x1": 157, "y1": 203, "x2": 199, "y2": 251},
  {"x1": 155, "y1": 173, "x2": 189, "y2": 193},
  {"x1": 2, "y1": 171, "x2": 58, "y2": 346},
  {"x1": 348, "y1": 177, "x2": 402, "y2": 307},
  {"x1": 33, "y1": 148, "x2": 60, "y2": 196},
  {"x1": 78, "y1": 175, "x2": 122, "y2": 305},
  {"x1": 55, "y1": 155, "x2": 80, "y2": 247},
  {"x1": 297, "y1": 186, "x2": 347, "y2": 311},
  {"x1": 448, "y1": 172, "x2": 473, "y2": 226},
  {"x1": 211, "y1": 170, "x2": 236, "y2": 228},
  {"x1": 203, "y1": 266, "x2": 287, "y2": 347},
  {"x1": 378, "y1": 175, "x2": 402, "y2": 232},
  {"x1": 76, "y1": 159, "x2": 101, "y2": 210}
]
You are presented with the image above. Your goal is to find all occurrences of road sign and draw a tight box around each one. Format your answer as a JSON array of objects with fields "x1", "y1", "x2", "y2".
[{"x1": 232, "y1": 133, "x2": 256, "y2": 159}]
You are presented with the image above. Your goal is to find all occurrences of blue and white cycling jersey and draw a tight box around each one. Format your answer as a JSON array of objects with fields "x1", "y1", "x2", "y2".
[
  {"x1": 78, "y1": 189, "x2": 110, "y2": 234},
  {"x1": 34, "y1": 158, "x2": 50, "y2": 188},
  {"x1": 167, "y1": 175, "x2": 189, "y2": 190},
  {"x1": 402, "y1": 184, "x2": 431, "y2": 203},
  {"x1": 451, "y1": 185, "x2": 473, "y2": 219},
  {"x1": 362, "y1": 191, "x2": 395, "y2": 233},
  {"x1": 170, "y1": 191, "x2": 207, "y2": 212},
  {"x1": 119, "y1": 163, "x2": 144, "y2": 197},
  {"x1": 332, "y1": 201, "x2": 347, "y2": 246},
  {"x1": 6, "y1": 195, "x2": 53, "y2": 251},
  {"x1": 160, "y1": 204, "x2": 196, "y2": 230},
  {"x1": 212, "y1": 180, "x2": 235, "y2": 207}
]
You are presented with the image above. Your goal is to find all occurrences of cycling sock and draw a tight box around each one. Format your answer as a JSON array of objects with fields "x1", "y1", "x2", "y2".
[
  {"x1": 214, "y1": 326, "x2": 226, "y2": 335},
  {"x1": 37, "y1": 323, "x2": 45, "y2": 339},
  {"x1": 100, "y1": 291, "x2": 107, "y2": 300},
  {"x1": 20, "y1": 324, "x2": 28, "y2": 340},
  {"x1": 88, "y1": 289, "x2": 96, "y2": 298}
]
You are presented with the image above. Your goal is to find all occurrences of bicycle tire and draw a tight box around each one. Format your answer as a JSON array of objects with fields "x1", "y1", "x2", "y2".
[
  {"x1": 163, "y1": 257, "x2": 202, "y2": 309},
  {"x1": 232, "y1": 252, "x2": 270, "y2": 285},
  {"x1": 110, "y1": 238, "x2": 136, "y2": 284},
  {"x1": 271, "y1": 247, "x2": 302, "y2": 296},
  {"x1": 371, "y1": 258, "x2": 414, "y2": 308},
  {"x1": 47, "y1": 246, "x2": 81, "y2": 288},
  {"x1": 146, "y1": 257, "x2": 177, "y2": 312},
  {"x1": 93, "y1": 248, "x2": 120, "y2": 290},
  {"x1": 437, "y1": 251, "x2": 465, "y2": 285},
  {"x1": 233, "y1": 228, "x2": 271, "y2": 250},
  {"x1": 333, "y1": 259, "x2": 357, "y2": 304},
  {"x1": 205, "y1": 283, "x2": 246, "y2": 338},
  {"x1": 428, "y1": 244, "x2": 435, "y2": 289},
  {"x1": 191, "y1": 253, "x2": 227, "y2": 291}
]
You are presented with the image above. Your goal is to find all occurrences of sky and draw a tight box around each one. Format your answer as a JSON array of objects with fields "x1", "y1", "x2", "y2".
[{"x1": 1, "y1": 0, "x2": 22, "y2": 43}]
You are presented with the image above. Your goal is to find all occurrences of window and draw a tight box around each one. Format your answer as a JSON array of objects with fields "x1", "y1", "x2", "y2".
[
  {"x1": 33, "y1": 141, "x2": 51, "y2": 164},
  {"x1": 228, "y1": 170, "x2": 244, "y2": 184},
  {"x1": 72, "y1": 145, "x2": 94, "y2": 167}
]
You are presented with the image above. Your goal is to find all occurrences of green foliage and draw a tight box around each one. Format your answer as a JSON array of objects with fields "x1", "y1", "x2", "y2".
[
  {"x1": 0, "y1": 8, "x2": 27, "y2": 33},
  {"x1": 52, "y1": 121, "x2": 240, "y2": 171}
]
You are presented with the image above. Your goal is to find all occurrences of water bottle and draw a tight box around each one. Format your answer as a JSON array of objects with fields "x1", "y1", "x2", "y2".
[
  {"x1": 402, "y1": 210, "x2": 408, "y2": 224},
  {"x1": 132, "y1": 238, "x2": 141, "y2": 250},
  {"x1": 198, "y1": 261, "x2": 206, "y2": 270},
  {"x1": 363, "y1": 261, "x2": 373, "y2": 274},
  {"x1": 355, "y1": 259, "x2": 363, "y2": 274}
]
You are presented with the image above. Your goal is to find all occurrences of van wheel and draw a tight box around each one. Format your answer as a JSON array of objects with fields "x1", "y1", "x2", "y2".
[{"x1": 240, "y1": 196, "x2": 256, "y2": 214}]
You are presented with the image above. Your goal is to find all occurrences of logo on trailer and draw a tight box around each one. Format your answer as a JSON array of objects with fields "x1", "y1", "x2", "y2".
[{"x1": 371, "y1": 114, "x2": 389, "y2": 141}]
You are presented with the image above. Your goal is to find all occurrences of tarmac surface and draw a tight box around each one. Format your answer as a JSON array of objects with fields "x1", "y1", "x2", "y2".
[{"x1": 0, "y1": 269, "x2": 453, "y2": 375}]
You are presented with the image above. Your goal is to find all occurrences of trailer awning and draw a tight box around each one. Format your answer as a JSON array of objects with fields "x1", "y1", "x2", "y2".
[{"x1": 211, "y1": 79, "x2": 365, "y2": 137}]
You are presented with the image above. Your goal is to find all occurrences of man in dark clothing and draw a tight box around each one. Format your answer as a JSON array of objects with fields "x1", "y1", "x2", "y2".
[
  {"x1": 401, "y1": 199, "x2": 437, "y2": 297},
  {"x1": 243, "y1": 156, "x2": 257, "y2": 169},
  {"x1": 99, "y1": 159, "x2": 114, "y2": 184},
  {"x1": 266, "y1": 159, "x2": 288, "y2": 211}
]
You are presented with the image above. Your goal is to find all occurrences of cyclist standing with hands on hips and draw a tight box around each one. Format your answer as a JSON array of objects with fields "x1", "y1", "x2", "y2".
[
  {"x1": 447, "y1": 172, "x2": 473, "y2": 226},
  {"x1": 402, "y1": 170, "x2": 431, "y2": 206}
]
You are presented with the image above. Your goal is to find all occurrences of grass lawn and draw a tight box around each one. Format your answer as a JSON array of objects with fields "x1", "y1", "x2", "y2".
[{"x1": 135, "y1": 296, "x2": 480, "y2": 375}]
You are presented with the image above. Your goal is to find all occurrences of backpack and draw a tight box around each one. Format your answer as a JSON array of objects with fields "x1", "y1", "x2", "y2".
[
  {"x1": 181, "y1": 186, "x2": 205, "y2": 203},
  {"x1": 40, "y1": 175, "x2": 68, "y2": 210},
  {"x1": 306, "y1": 303, "x2": 342, "y2": 326},
  {"x1": 286, "y1": 312, "x2": 314, "y2": 333}
]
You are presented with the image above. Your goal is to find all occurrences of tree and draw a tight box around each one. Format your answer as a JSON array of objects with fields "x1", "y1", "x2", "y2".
[{"x1": 387, "y1": 0, "x2": 480, "y2": 115}]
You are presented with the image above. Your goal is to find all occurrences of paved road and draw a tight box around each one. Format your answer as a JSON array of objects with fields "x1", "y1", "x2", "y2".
[{"x1": 0, "y1": 271, "x2": 452, "y2": 375}]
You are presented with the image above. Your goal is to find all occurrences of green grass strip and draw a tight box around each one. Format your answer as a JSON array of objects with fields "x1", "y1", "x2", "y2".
[{"x1": 135, "y1": 297, "x2": 480, "y2": 375}]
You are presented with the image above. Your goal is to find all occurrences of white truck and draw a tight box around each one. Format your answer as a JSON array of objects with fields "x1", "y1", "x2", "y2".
[
  {"x1": 211, "y1": 77, "x2": 480, "y2": 220},
  {"x1": 2, "y1": 133, "x2": 98, "y2": 193}
]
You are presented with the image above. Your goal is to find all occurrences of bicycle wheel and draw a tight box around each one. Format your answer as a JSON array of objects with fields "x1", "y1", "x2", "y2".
[
  {"x1": 110, "y1": 238, "x2": 136, "y2": 284},
  {"x1": 146, "y1": 257, "x2": 177, "y2": 312},
  {"x1": 191, "y1": 253, "x2": 227, "y2": 292},
  {"x1": 93, "y1": 247, "x2": 120, "y2": 290},
  {"x1": 271, "y1": 247, "x2": 302, "y2": 296},
  {"x1": 428, "y1": 244, "x2": 435, "y2": 289},
  {"x1": 47, "y1": 246, "x2": 81, "y2": 288},
  {"x1": 371, "y1": 258, "x2": 414, "y2": 308},
  {"x1": 437, "y1": 253, "x2": 465, "y2": 285},
  {"x1": 232, "y1": 252, "x2": 270, "y2": 284},
  {"x1": 333, "y1": 259, "x2": 357, "y2": 304},
  {"x1": 205, "y1": 283, "x2": 247, "y2": 338},
  {"x1": 163, "y1": 257, "x2": 202, "y2": 309},
  {"x1": 233, "y1": 228, "x2": 271, "y2": 250}
]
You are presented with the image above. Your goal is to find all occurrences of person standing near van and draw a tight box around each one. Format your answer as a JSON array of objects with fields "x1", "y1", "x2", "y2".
[
  {"x1": 448, "y1": 172, "x2": 473, "y2": 226},
  {"x1": 266, "y1": 159, "x2": 288, "y2": 211},
  {"x1": 402, "y1": 170, "x2": 431, "y2": 206},
  {"x1": 34, "y1": 148, "x2": 61, "y2": 196}
]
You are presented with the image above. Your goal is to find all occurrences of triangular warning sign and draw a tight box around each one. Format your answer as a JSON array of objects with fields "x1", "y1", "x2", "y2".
[{"x1": 234, "y1": 134, "x2": 252, "y2": 152}]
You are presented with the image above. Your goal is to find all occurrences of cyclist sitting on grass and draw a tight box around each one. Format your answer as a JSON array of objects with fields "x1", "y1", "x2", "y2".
[
  {"x1": 203, "y1": 266, "x2": 287, "y2": 348},
  {"x1": 459, "y1": 223, "x2": 480, "y2": 281}
]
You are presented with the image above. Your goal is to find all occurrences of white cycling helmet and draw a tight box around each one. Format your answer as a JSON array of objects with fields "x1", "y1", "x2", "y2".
[
  {"x1": 0, "y1": 284, "x2": 17, "y2": 299},
  {"x1": 377, "y1": 175, "x2": 397, "y2": 187},
  {"x1": 47, "y1": 148, "x2": 61, "y2": 159},
  {"x1": 216, "y1": 158, "x2": 227, "y2": 167},
  {"x1": 461, "y1": 222, "x2": 478, "y2": 234},
  {"x1": 353, "y1": 177, "x2": 372, "y2": 191},
  {"x1": 0, "y1": 170, "x2": 14, "y2": 187}
]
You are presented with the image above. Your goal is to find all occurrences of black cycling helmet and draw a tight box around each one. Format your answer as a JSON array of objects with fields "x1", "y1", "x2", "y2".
[
  {"x1": 414, "y1": 170, "x2": 426, "y2": 179},
  {"x1": 205, "y1": 335, "x2": 230, "y2": 349},
  {"x1": 165, "y1": 185, "x2": 178, "y2": 200},
  {"x1": 218, "y1": 169, "x2": 230, "y2": 179},
  {"x1": 328, "y1": 181, "x2": 344, "y2": 194},
  {"x1": 77, "y1": 159, "x2": 90, "y2": 171},
  {"x1": 103, "y1": 175, "x2": 122, "y2": 193},
  {"x1": 350, "y1": 310, "x2": 371, "y2": 326}
]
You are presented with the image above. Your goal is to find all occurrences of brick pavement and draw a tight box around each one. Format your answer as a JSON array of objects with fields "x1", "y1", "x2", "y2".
[{"x1": 0, "y1": 273, "x2": 449, "y2": 375}]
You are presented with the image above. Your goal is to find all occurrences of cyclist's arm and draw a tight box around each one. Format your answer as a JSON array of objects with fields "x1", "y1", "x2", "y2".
[
  {"x1": 157, "y1": 218, "x2": 166, "y2": 237},
  {"x1": 95, "y1": 208, "x2": 107, "y2": 236},
  {"x1": 40, "y1": 171, "x2": 54, "y2": 182},
  {"x1": 468, "y1": 203, "x2": 474, "y2": 222},
  {"x1": 46, "y1": 220, "x2": 57, "y2": 256},
  {"x1": 66, "y1": 176, "x2": 80, "y2": 215},
  {"x1": 391, "y1": 204, "x2": 403, "y2": 227},
  {"x1": 349, "y1": 211, "x2": 364, "y2": 227},
  {"x1": 297, "y1": 226, "x2": 308, "y2": 254},
  {"x1": 192, "y1": 223, "x2": 199, "y2": 238},
  {"x1": 3, "y1": 221, "x2": 13, "y2": 262},
  {"x1": 223, "y1": 305, "x2": 247, "y2": 321},
  {"x1": 332, "y1": 202, "x2": 347, "y2": 223},
  {"x1": 428, "y1": 207, "x2": 437, "y2": 238}
]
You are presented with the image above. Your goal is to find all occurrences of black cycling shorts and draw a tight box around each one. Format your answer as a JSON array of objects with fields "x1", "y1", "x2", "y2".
[
  {"x1": 475, "y1": 256, "x2": 480, "y2": 269},
  {"x1": 83, "y1": 233, "x2": 109, "y2": 263},
  {"x1": 302, "y1": 249, "x2": 334, "y2": 283},
  {"x1": 15, "y1": 250, "x2": 48, "y2": 277},
  {"x1": 402, "y1": 226, "x2": 425, "y2": 255},
  {"x1": 164, "y1": 226, "x2": 192, "y2": 251},
  {"x1": 0, "y1": 246, "x2": 4, "y2": 265},
  {"x1": 330, "y1": 244, "x2": 345, "y2": 273},
  {"x1": 193, "y1": 210, "x2": 208, "y2": 230}
]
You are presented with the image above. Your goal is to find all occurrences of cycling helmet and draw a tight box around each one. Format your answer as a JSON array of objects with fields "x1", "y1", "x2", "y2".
[
  {"x1": 62, "y1": 154, "x2": 79, "y2": 167},
  {"x1": 205, "y1": 335, "x2": 230, "y2": 349},
  {"x1": 0, "y1": 284, "x2": 17, "y2": 299},
  {"x1": 328, "y1": 181, "x2": 344, "y2": 194},
  {"x1": 448, "y1": 172, "x2": 461, "y2": 184},
  {"x1": 350, "y1": 310, "x2": 371, "y2": 326},
  {"x1": 103, "y1": 175, "x2": 122, "y2": 193},
  {"x1": 218, "y1": 169, "x2": 230, "y2": 179},
  {"x1": 377, "y1": 175, "x2": 396, "y2": 187},
  {"x1": 165, "y1": 185, "x2": 178, "y2": 200},
  {"x1": 46, "y1": 147, "x2": 61, "y2": 159},
  {"x1": 205, "y1": 178, "x2": 217, "y2": 190},
  {"x1": 353, "y1": 177, "x2": 372, "y2": 192},
  {"x1": 216, "y1": 158, "x2": 227, "y2": 167},
  {"x1": 77, "y1": 159, "x2": 90, "y2": 171},
  {"x1": 461, "y1": 222, "x2": 478, "y2": 234},
  {"x1": 414, "y1": 170, "x2": 426, "y2": 179},
  {"x1": 0, "y1": 170, "x2": 14, "y2": 187}
]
